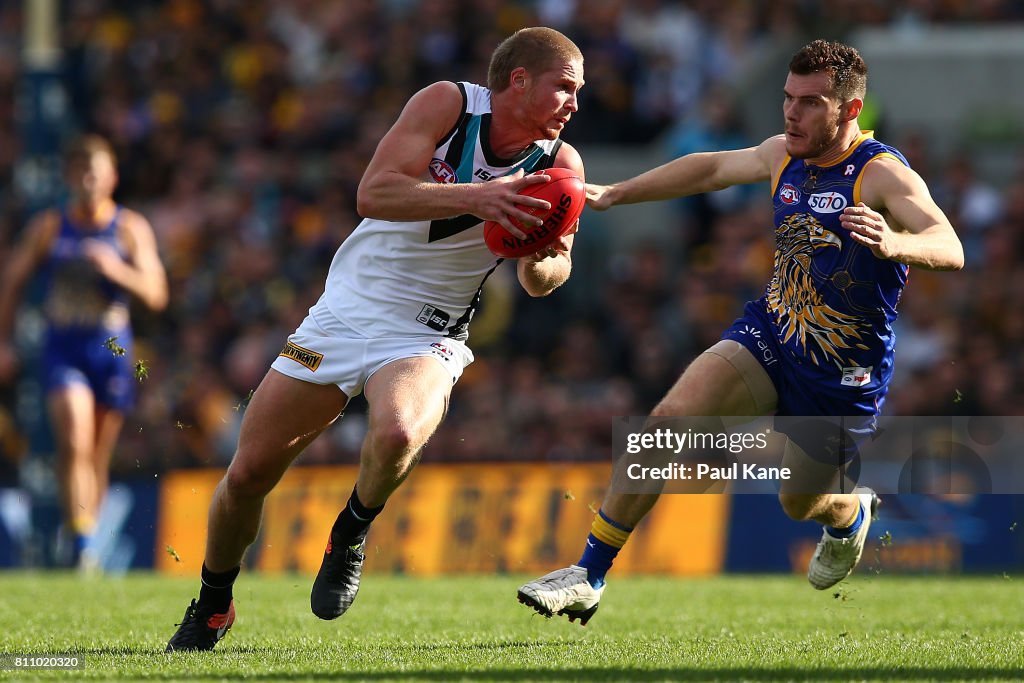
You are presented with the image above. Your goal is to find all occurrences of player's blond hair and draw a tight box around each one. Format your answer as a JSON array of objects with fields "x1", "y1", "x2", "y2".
[
  {"x1": 487, "y1": 27, "x2": 582, "y2": 93},
  {"x1": 65, "y1": 133, "x2": 117, "y2": 167}
]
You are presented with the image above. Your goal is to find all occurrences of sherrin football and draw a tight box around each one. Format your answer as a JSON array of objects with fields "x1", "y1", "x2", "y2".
[{"x1": 483, "y1": 167, "x2": 585, "y2": 259}]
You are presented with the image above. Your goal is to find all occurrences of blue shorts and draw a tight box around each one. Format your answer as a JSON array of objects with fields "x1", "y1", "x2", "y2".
[
  {"x1": 722, "y1": 299, "x2": 887, "y2": 462},
  {"x1": 44, "y1": 327, "x2": 136, "y2": 412}
]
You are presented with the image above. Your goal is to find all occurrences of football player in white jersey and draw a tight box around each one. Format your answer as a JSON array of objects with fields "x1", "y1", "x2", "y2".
[{"x1": 167, "y1": 27, "x2": 585, "y2": 651}]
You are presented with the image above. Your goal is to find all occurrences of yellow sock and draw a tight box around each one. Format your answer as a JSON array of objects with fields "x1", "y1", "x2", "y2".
[
  {"x1": 71, "y1": 514, "x2": 96, "y2": 536},
  {"x1": 590, "y1": 511, "x2": 631, "y2": 548}
]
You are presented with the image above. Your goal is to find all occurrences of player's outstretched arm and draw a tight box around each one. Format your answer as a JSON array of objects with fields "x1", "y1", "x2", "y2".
[
  {"x1": 517, "y1": 143, "x2": 585, "y2": 297},
  {"x1": 844, "y1": 158, "x2": 964, "y2": 271},
  {"x1": 356, "y1": 81, "x2": 550, "y2": 237},
  {"x1": 586, "y1": 136, "x2": 784, "y2": 211},
  {"x1": 0, "y1": 212, "x2": 59, "y2": 382},
  {"x1": 83, "y1": 210, "x2": 169, "y2": 311}
]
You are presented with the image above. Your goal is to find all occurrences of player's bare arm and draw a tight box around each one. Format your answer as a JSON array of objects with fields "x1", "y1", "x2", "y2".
[
  {"x1": 517, "y1": 142, "x2": 584, "y2": 297},
  {"x1": 88, "y1": 209, "x2": 169, "y2": 311},
  {"x1": 586, "y1": 135, "x2": 786, "y2": 210},
  {"x1": 0, "y1": 212, "x2": 60, "y2": 381},
  {"x1": 844, "y1": 157, "x2": 964, "y2": 271},
  {"x1": 356, "y1": 81, "x2": 551, "y2": 236},
  {"x1": 0, "y1": 213, "x2": 59, "y2": 333}
]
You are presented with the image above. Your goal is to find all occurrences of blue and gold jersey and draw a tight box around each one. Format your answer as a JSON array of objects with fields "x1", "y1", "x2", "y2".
[
  {"x1": 763, "y1": 132, "x2": 909, "y2": 390},
  {"x1": 40, "y1": 207, "x2": 131, "y2": 333},
  {"x1": 38, "y1": 206, "x2": 136, "y2": 409}
]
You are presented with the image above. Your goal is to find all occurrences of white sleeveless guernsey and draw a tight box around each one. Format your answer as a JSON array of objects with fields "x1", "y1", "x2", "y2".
[{"x1": 323, "y1": 82, "x2": 563, "y2": 342}]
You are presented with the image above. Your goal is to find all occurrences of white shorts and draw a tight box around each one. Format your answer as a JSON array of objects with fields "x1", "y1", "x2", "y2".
[{"x1": 270, "y1": 295, "x2": 474, "y2": 398}]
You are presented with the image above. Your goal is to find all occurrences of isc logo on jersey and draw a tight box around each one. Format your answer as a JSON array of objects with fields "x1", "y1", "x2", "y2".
[
  {"x1": 429, "y1": 158, "x2": 457, "y2": 184},
  {"x1": 779, "y1": 183, "x2": 800, "y2": 204},
  {"x1": 808, "y1": 192, "x2": 848, "y2": 214}
]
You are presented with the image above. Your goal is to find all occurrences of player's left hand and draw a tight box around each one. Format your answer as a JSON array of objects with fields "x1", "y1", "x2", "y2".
[
  {"x1": 585, "y1": 184, "x2": 614, "y2": 211},
  {"x1": 842, "y1": 202, "x2": 896, "y2": 259},
  {"x1": 522, "y1": 224, "x2": 575, "y2": 262},
  {"x1": 81, "y1": 239, "x2": 127, "y2": 280}
]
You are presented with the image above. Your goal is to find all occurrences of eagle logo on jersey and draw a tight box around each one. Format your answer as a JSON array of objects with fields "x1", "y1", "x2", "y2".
[{"x1": 766, "y1": 213, "x2": 871, "y2": 369}]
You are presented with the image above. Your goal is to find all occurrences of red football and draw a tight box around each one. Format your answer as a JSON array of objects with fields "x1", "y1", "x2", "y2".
[{"x1": 483, "y1": 167, "x2": 585, "y2": 258}]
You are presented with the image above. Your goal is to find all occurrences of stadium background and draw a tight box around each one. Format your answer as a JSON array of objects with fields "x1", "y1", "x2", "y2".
[{"x1": 0, "y1": 0, "x2": 1022, "y2": 578}]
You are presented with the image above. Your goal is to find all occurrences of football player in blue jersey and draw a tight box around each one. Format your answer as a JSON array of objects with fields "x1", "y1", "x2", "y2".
[
  {"x1": 518, "y1": 39, "x2": 963, "y2": 625},
  {"x1": 0, "y1": 134, "x2": 168, "y2": 570}
]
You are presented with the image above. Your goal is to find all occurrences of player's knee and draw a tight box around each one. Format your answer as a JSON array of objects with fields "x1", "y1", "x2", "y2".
[
  {"x1": 224, "y1": 458, "x2": 277, "y2": 499},
  {"x1": 368, "y1": 422, "x2": 420, "y2": 458},
  {"x1": 778, "y1": 493, "x2": 817, "y2": 521}
]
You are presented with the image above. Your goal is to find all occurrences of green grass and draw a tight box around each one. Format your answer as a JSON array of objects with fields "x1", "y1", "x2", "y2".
[{"x1": 1, "y1": 573, "x2": 1022, "y2": 681}]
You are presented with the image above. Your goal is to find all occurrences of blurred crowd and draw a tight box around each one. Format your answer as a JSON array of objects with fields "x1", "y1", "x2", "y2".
[{"x1": 0, "y1": 0, "x2": 1022, "y2": 477}]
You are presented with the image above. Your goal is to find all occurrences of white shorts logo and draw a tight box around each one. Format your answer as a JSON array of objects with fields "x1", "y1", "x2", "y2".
[
  {"x1": 841, "y1": 365, "x2": 872, "y2": 387},
  {"x1": 429, "y1": 341, "x2": 453, "y2": 361},
  {"x1": 808, "y1": 192, "x2": 848, "y2": 214}
]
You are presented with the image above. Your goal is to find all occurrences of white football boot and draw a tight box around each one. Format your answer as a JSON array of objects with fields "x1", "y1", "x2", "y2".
[
  {"x1": 517, "y1": 565, "x2": 604, "y2": 625},
  {"x1": 807, "y1": 488, "x2": 880, "y2": 590}
]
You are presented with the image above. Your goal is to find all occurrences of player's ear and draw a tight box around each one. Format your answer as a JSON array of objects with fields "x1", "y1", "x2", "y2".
[
  {"x1": 843, "y1": 97, "x2": 863, "y2": 122},
  {"x1": 510, "y1": 67, "x2": 528, "y2": 91}
]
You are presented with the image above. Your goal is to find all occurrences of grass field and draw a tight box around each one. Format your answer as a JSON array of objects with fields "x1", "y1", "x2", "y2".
[{"x1": 1, "y1": 573, "x2": 1022, "y2": 681}]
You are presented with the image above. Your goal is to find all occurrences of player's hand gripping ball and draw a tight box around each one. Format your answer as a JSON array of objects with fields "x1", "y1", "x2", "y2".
[{"x1": 484, "y1": 167, "x2": 585, "y2": 258}]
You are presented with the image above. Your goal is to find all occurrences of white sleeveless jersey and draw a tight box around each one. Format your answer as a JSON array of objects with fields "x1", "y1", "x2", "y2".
[{"x1": 324, "y1": 82, "x2": 562, "y2": 341}]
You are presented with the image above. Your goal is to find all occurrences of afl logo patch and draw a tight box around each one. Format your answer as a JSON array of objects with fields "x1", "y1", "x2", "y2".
[
  {"x1": 429, "y1": 158, "x2": 458, "y2": 184},
  {"x1": 778, "y1": 183, "x2": 801, "y2": 205}
]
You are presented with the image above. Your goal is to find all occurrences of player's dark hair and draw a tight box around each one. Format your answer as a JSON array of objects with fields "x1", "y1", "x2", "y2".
[
  {"x1": 65, "y1": 134, "x2": 117, "y2": 167},
  {"x1": 488, "y1": 27, "x2": 582, "y2": 93},
  {"x1": 789, "y1": 40, "x2": 867, "y2": 102}
]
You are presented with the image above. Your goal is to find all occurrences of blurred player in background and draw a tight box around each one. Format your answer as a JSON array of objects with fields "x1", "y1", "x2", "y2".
[
  {"x1": 0, "y1": 134, "x2": 168, "y2": 570},
  {"x1": 165, "y1": 27, "x2": 585, "y2": 652},
  {"x1": 518, "y1": 39, "x2": 963, "y2": 625}
]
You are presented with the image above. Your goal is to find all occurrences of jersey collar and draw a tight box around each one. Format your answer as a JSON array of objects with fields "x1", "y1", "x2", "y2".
[{"x1": 804, "y1": 130, "x2": 873, "y2": 169}]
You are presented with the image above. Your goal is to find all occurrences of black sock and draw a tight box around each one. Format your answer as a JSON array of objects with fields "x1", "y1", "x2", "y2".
[
  {"x1": 199, "y1": 564, "x2": 240, "y2": 612},
  {"x1": 331, "y1": 487, "x2": 385, "y2": 546}
]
